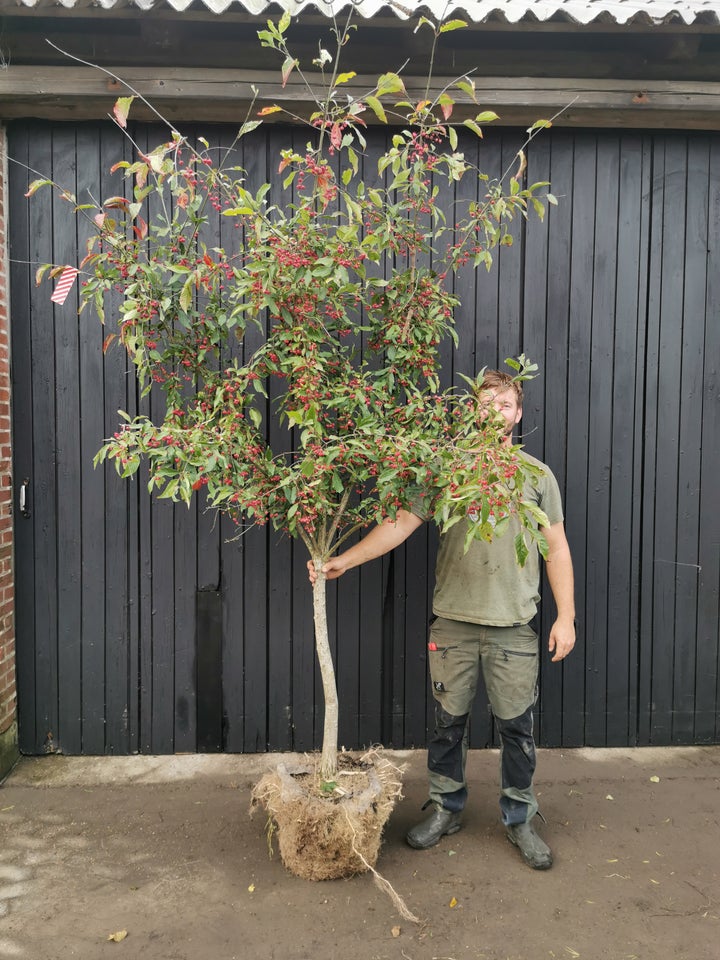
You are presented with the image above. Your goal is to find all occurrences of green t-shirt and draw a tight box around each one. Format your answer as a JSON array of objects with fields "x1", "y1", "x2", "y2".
[{"x1": 411, "y1": 452, "x2": 564, "y2": 627}]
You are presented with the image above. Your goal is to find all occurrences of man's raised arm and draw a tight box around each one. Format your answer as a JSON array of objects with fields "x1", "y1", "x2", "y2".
[{"x1": 308, "y1": 509, "x2": 424, "y2": 583}]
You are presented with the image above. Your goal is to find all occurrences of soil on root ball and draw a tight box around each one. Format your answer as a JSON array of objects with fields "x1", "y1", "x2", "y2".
[{"x1": 251, "y1": 749, "x2": 405, "y2": 881}]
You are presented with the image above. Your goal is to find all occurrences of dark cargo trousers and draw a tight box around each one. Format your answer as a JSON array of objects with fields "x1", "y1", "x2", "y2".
[{"x1": 426, "y1": 616, "x2": 540, "y2": 825}]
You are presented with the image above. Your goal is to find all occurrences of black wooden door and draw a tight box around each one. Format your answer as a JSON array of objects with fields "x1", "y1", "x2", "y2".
[{"x1": 8, "y1": 121, "x2": 720, "y2": 754}]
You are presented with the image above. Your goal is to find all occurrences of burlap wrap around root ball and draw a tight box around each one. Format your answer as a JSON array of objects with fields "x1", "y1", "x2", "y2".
[{"x1": 251, "y1": 749, "x2": 405, "y2": 881}]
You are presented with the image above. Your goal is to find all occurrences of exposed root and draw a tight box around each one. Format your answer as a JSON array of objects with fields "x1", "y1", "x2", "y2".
[{"x1": 342, "y1": 805, "x2": 422, "y2": 924}]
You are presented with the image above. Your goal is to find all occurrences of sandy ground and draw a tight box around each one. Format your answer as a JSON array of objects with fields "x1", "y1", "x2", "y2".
[{"x1": 1, "y1": 747, "x2": 719, "y2": 960}]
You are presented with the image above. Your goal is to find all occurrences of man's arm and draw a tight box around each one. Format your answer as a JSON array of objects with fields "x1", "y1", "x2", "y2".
[
  {"x1": 308, "y1": 509, "x2": 424, "y2": 582},
  {"x1": 542, "y1": 521, "x2": 576, "y2": 663}
]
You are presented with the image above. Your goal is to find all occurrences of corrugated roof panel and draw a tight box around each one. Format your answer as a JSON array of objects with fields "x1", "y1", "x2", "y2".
[{"x1": 5, "y1": 0, "x2": 720, "y2": 24}]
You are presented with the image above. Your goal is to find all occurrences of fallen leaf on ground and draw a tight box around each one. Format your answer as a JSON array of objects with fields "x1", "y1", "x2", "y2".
[
  {"x1": 0, "y1": 806, "x2": 14, "y2": 812},
  {"x1": 248, "y1": 883, "x2": 255, "y2": 892},
  {"x1": 107, "y1": 931, "x2": 128, "y2": 943},
  {"x1": 606, "y1": 794, "x2": 614, "y2": 800},
  {"x1": 391, "y1": 926, "x2": 401, "y2": 937},
  {"x1": 650, "y1": 775, "x2": 660, "y2": 783},
  {"x1": 448, "y1": 849, "x2": 456, "y2": 856},
  {"x1": 449, "y1": 896, "x2": 458, "y2": 908}
]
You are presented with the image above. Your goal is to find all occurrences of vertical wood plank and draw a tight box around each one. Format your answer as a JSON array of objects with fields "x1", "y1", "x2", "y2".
[
  {"x1": 28, "y1": 127, "x2": 59, "y2": 755},
  {"x1": 238, "y1": 126, "x2": 268, "y2": 753},
  {"x1": 76, "y1": 125, "x2": 107, "y2": 754},
  {"x1": 585, "y1": 136, "x2": 620, "y2": 746},
  {"x1": 649, "y1": 136, "x2": 687, "y2": 744},
  {"x1": 672, "y1": 136, "x2": 708, "y2": 743},
  {"x1": 472, "y1": 138, "x2": 503, "y2": 370},
  {"x1": 604, "y1": 134, "x2": 644, "y2": 746},
  {"x1": 564, "y1": 132, "x2": 596, "y2": 746},
  {"x1": 520, "y1": 133, "x2": 552, "y2": 746},
  {"x1": 52, "y1": 126, "x2": 83, "y2": 755},
  {"x1": 695, "y1": 137, "x2": 720, "y2": 742},
  {"x1": 8, "y1": 124, "x2": 37, "y2": 753},
  {"x1": 638, "y1": 137, "x2": 664, "y2": 746},
  {"x1": 103, "y1": 126, "x2": 136, "y2": 754}
]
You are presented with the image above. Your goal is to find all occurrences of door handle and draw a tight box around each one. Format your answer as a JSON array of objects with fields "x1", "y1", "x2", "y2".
[{"x1": 19, "y1": 478, "x2": 31, "y2": 518}]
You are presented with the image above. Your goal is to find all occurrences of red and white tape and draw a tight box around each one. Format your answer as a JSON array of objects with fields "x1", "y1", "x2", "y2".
[{"x1": 50, "y1": 266, "x2": 79, "y2": 306}]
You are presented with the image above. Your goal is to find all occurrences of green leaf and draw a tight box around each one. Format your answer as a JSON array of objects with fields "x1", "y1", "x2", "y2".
[
  {"x1": 520, "y1": 500, "x2": 550, "y2": 528},
  {"x1": 112, "y1": 96, "x2": 135, "y2": 129},
  {"x1": 527, "y1": 119, "x2": 552, "y2": 132},
  {"x1": 34, "y1": 263, "x2": 52, "y2": 286},
  {"x1": 278, "y1": 8, "x2": 291, "y2": 32},
  {"x1": 365, "y1": 96, "x2": 387, "y2": 124},
  {"x1": 249, "y1": 407, "x2": 262, "y2": 429},
  {"x1": 448, "y1": 126, "x2": 458, "y2": 150},
  {"x1": 238, "y1": 120, "x2": 262, "y2": 138},
  {"x1": 281, "y1": 56, "x2": 298, "y2": 88},
  {"x1": 414, "y1": 15, "x2": 436, "y2": 33},
  {"x1": 456, "y1": 78, "x2": 476, "y2": 101},
  {"x1": 439, "y1": 18, "x2": 467, "y2": 32},
  {"x1": 531, "y1": 197, "x2": 545, "y2": 220},
  {"x1": 514, "y1": 532, "x2": 529, "y2": 567},
  {"x1": 335, "y1": 71, "x2": 357, "y2": 85},
  {"x1": 475, "y1": 110, "x2": 499, "y2": 123},
  {"x1": 376, "y1": 72, "x2": 405, "y2": 97},
  {"x1": 179, "y1": 277, "x2": 193, "y2": 312},
  {"x1": 24, "y1": 178, "x2": 52, "y2": 198},
  {"x1": 463, "y1": 119, "x2": 484, "y2": 139}
]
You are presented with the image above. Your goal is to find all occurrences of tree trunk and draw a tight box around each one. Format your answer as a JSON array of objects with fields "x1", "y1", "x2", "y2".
[{"x1": 312, "y1": 560, "x2": 339, "y2": 781}]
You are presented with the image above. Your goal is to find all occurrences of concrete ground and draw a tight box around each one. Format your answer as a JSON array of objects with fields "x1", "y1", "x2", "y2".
[{"x1": 1, "y1": 747, "x2": 719, "y2": 960}]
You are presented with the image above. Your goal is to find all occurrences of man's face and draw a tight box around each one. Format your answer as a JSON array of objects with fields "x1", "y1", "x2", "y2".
[{"x1": 479, "y1": 386, "x2": 522, "y2": 439}]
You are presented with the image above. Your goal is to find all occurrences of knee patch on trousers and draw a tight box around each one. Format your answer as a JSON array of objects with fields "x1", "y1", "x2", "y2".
[
  {"x1": 428, "y1": 706, "x2": 468, "y2": 781},
  {"x1": 495, "y1": 706, "x2": 536, "y2": 791}
]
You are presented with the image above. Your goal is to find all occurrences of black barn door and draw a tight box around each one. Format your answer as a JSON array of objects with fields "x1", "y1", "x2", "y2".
[{"x1": 8, "y1": 121, "x2": 720, "y2": 754}]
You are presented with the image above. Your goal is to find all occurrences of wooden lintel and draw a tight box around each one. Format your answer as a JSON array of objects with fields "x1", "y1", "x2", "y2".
[{"x1": 1, "y1": 67, "x2": 720, "y2": 130}]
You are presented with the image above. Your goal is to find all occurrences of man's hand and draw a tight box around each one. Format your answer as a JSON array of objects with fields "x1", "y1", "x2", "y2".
[
  {"x1": 548, "y1": 617, "x2": 575, "y2": 662},
  {"x1": 307, "y1": 557, "x2": 349, "y2": 585}
]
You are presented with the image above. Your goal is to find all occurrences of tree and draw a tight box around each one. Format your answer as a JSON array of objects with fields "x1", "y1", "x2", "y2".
[{"x1": 30, "y1": 11, "x2": 553, "y2": 781}]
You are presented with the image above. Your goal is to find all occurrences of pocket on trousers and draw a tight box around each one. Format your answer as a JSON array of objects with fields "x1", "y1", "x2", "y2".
[{"x1": 427, "y1": 644, "x2": 458, "y2": 694}]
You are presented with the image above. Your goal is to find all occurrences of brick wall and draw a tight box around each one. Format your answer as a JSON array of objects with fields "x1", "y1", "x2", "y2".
[{"x1": 0, "y1": 124, "x2": 18, "y2": 773}]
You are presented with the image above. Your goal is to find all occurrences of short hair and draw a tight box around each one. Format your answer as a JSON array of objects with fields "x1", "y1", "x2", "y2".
[{"x1": 475, "y1": 369, "x2": 523, "y2": 406}]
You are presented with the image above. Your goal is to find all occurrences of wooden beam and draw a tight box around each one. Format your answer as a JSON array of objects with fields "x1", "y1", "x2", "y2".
[{"x1": 1, "y1": 66, "x2": 720, "y2": 129}]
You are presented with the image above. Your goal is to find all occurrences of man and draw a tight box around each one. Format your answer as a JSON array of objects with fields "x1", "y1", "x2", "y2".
[{"x1": 310, "y1": 371, "x2": 575, "y2": 869}]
